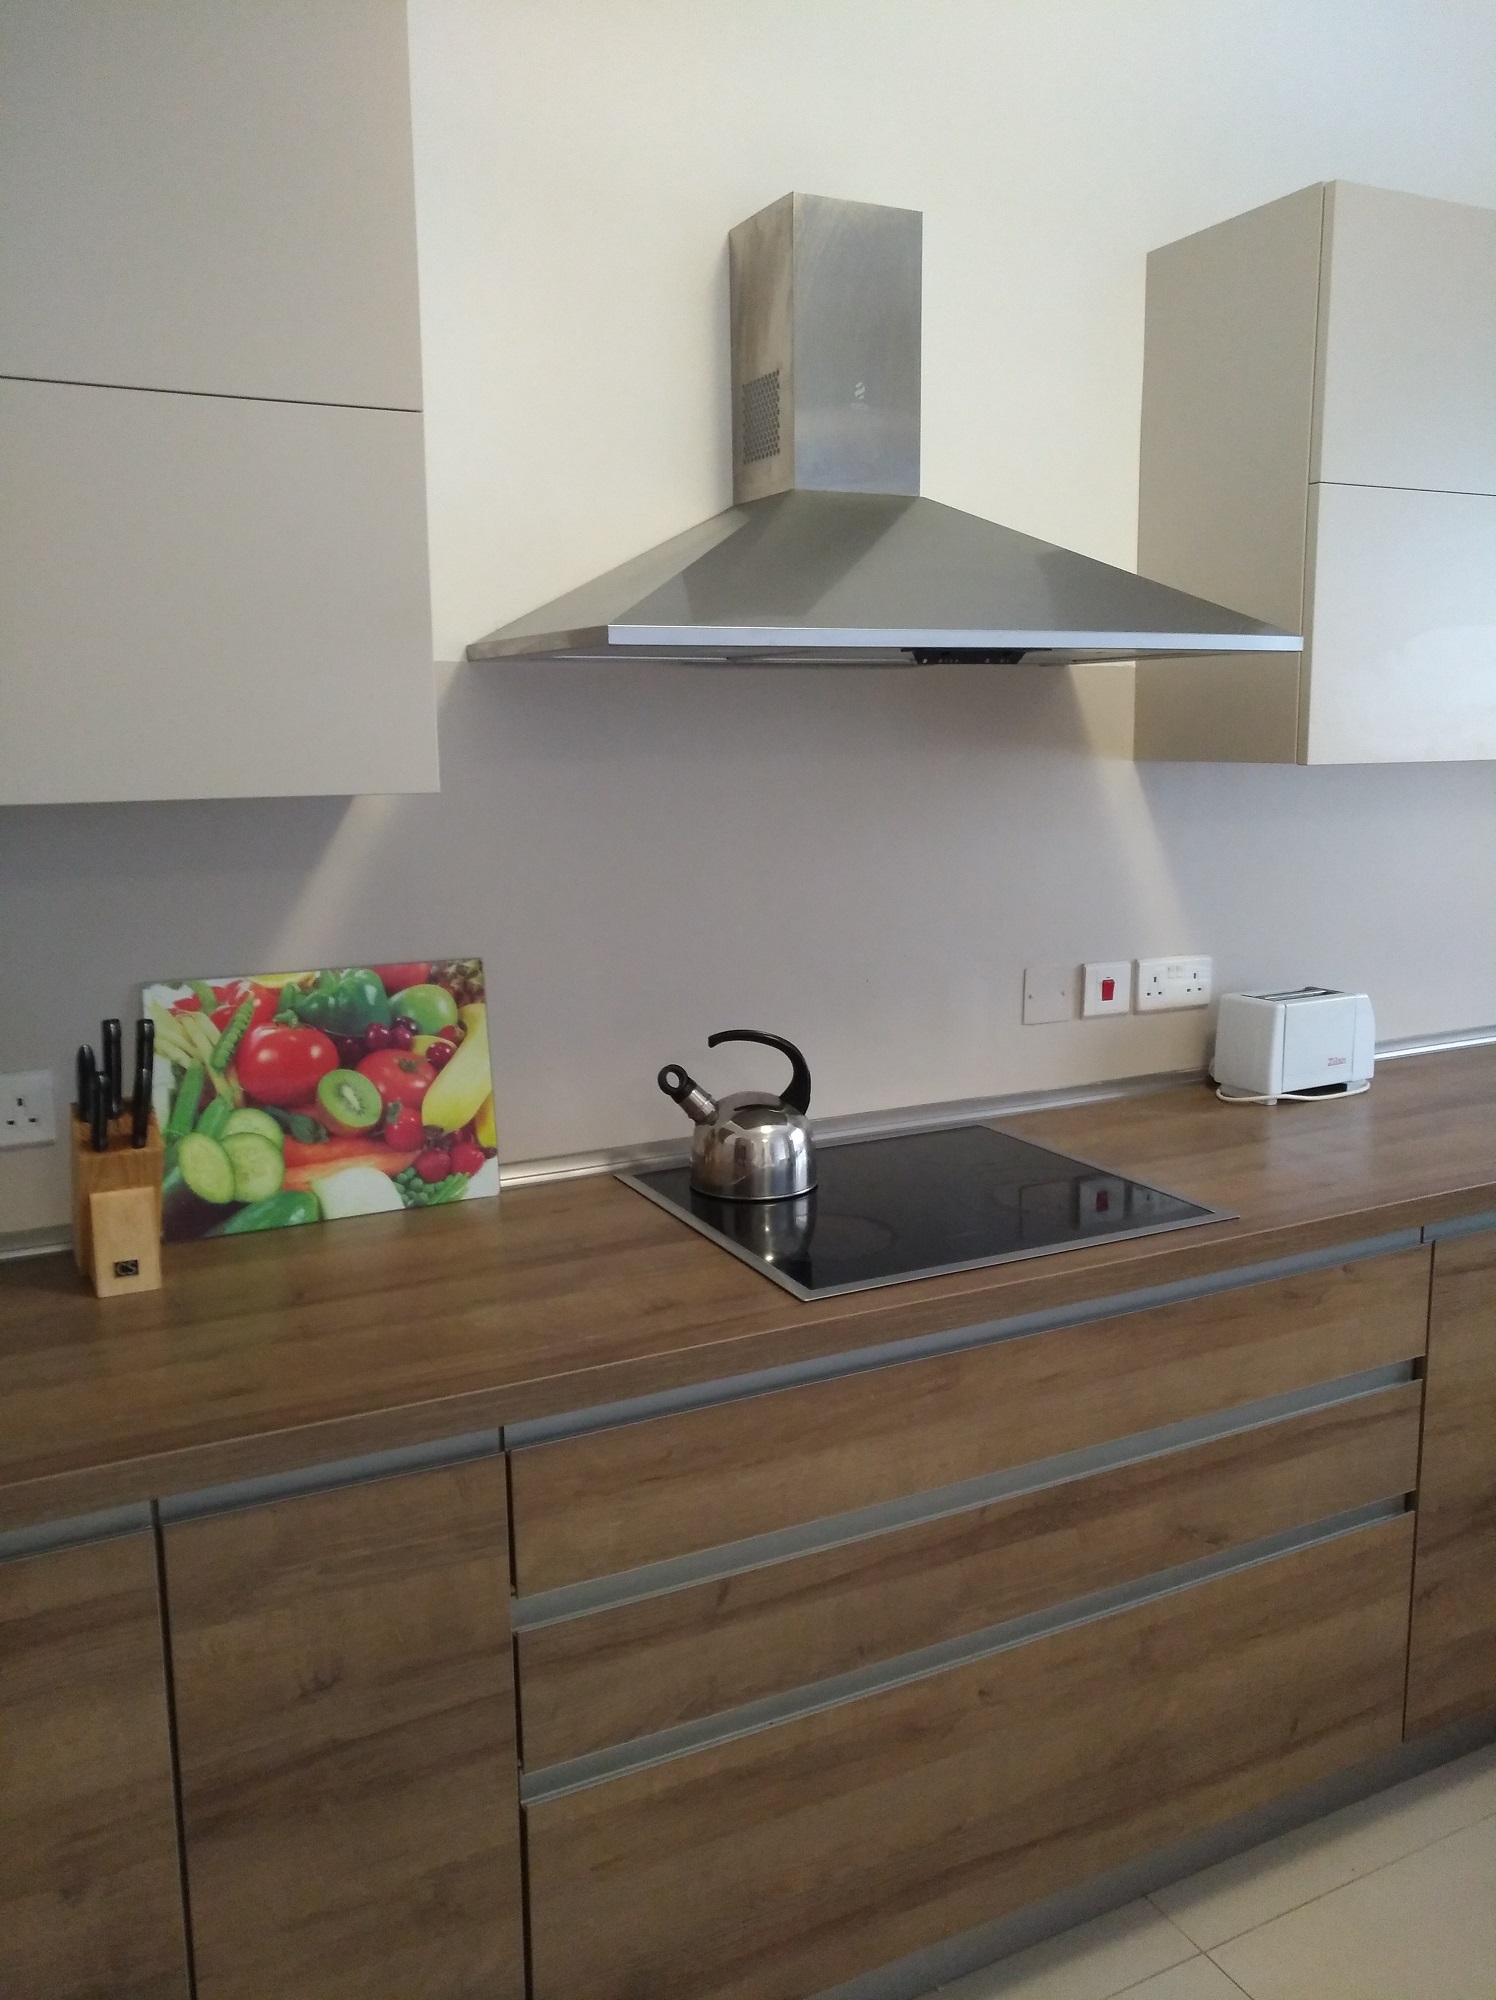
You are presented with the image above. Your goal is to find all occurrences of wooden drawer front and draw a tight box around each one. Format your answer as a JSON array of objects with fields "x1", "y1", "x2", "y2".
[
  {"x1": 526, "y1": 1514, "x2": 1414, "y2": 2000},
  {"x1": 165, "y1": 1459, "x2": 524, "y2": 2000},
  {"x1": 1407, "y1": 1230, "x2": 1496, "y2": 1734},
  {"x1": 0, "y1": 1531, "x2": 190, "y2": 2000},
  {"x1": 511, "y1": 1248, "x2": 1430, "y2": 1592},
  {"x1": 520, "y1": 1382, "x2": 1422, "y2": 1769}
]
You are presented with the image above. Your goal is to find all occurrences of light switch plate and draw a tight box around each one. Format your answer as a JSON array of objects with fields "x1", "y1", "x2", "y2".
[
  {"x1": 1082, "y1": 961, "x2": 1133, "y2": 1017},
  {"x1": 1023, "y1": 964, "x2": 1078, "y2": 1025},
  {"x1": 0, "y1": 1070, "x2": 56, "y2": 1147}
]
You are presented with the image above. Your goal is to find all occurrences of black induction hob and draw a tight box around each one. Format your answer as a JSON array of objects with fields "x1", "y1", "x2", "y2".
[{"x1": 619, "y1": 1123, "x2": 1230, "y2": 1300}]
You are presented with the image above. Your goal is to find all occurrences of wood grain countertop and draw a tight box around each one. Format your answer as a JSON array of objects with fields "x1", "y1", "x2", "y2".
[{"x1": 2, "y1": 1045, "x2": 1494, "y2": 1533}]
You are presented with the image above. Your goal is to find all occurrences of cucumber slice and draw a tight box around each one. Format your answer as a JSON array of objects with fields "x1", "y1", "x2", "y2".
[
  {"x1": 222, "y1": 1131, "x2": 285, "y2": 1205},
  {"x1": 222, "y1": 1106, "x2": 285, "y2": 1148},
  {"x1": 174, "y1": 1131, "x2": 237, "y2": 1203},
  {"x1": 160, "y1": 1131, "x2": 238, "y2": 1239}
]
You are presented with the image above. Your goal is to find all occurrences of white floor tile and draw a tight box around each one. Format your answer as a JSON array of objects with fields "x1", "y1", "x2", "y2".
[
  {"x1": 1210, "y1": 1812, "x2": 1496, "y2": 2000},
  {"x1": 1111, "y1": 1961, "x2": 1249, "y2": 2000},
  {"x1": 932, "y1": 1899, "x2": 1196, "y2": 2000},
  {"x1": 1150, "y1": 1744, "x2": 1496, "y2": 1949}
]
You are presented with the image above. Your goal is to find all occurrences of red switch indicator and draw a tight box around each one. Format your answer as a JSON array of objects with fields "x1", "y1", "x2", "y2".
[{"x1": 1101, "y1": 977, "x2": 1115, "y2": 1002}]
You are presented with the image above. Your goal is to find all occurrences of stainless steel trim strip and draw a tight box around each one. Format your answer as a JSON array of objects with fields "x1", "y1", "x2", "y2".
[
  {"x1": 1379, "y1": 1026, "x2": 1496, "y2": 1061},
  {"x1": 510, "y1": 1362, "x2": 1415, "y2": 1630},
  {"x1": 608, "y1": 623, "x2": 1302, "y2": 652},
  {"x1": 0, "y1": 1500, "x2": 155, "y2": 1564},
  {"x1": 503, "y1": 1228, "x2": 1425, "y2": 1450},
  {"x1": 1423, "y1": 1210, "x2": 1496, "y2": 1242},
  {"x1": 519, "y1": 1499, "x2": 1409, "y2": 1801},
  {"x1": 157, "y1": 1429, "x2": 501, "y2": 1524}
]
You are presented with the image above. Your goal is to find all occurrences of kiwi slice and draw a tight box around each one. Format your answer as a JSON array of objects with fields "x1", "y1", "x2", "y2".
[{"x1": 316, "y1": 1066, "x2": 382, "y2": 1136}]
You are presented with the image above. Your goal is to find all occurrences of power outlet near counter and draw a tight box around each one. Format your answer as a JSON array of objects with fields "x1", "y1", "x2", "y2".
[
  {"x1": 0, "y1": 1069, "x2": 56, "y2": 1147},
  {"x1": 1136, "y1": 956, "x2": 1213, "y2": 1012}
]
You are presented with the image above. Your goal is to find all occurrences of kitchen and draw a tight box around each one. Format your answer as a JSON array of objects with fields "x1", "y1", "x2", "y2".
[{"x1": 2, "y1": 4, "x2": 1496, "y2": 1998}]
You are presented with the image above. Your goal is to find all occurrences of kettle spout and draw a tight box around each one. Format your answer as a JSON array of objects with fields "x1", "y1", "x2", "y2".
[{"x1": 658, "y1": 1064, "x2": 718, "y2": 1126}]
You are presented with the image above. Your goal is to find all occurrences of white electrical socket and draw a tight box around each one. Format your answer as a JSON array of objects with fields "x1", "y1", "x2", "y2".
[
  {"x1": 1135, "y1": 955, "x2": 1213, "y2": 1012},
  {"x1": 1022, "y1": 964, "x2": 1078, "y2": 1025},
  {"x1": 1082, "y1": 961, "x2": 1133, "y2": 1017},
  {"x1": 0, "y1": 1070, "x2": 56, "y2": 1147}
]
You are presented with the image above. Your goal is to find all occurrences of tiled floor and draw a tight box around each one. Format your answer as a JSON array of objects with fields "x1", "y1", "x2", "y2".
[{"x1": 928, "y1": 1743, "x2": 1496, "y2": 2000}]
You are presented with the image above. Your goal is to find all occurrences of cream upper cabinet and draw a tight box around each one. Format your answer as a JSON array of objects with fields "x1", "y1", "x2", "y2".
[
  {"x1": 0, "y1": 0, "x2": 437, "y2": 803},
  {"x1": 1314, "y1": 184, "x2": 1496, "y2": 496},
  {"x1": 1136, "y1": 180, "x2": 1496, "y2": 765},
  {"x1": 0, "y1": 0, "x2": 422, "y2": 409}
]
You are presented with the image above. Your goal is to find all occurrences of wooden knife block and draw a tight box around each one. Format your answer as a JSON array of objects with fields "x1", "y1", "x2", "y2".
[{"x1": 71, "y1": 1110, "x2": 165, "y2": 1297}]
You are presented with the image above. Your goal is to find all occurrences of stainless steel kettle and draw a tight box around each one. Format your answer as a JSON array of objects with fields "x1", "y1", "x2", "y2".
[{"x1": 658, "y1": 1030, "x2": 816, "y2": 1201}]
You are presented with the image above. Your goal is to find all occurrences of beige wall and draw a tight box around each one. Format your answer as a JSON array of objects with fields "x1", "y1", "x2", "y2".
[{"x1": 5, "y1": 0, "x2": 1496, "y2": 1230}]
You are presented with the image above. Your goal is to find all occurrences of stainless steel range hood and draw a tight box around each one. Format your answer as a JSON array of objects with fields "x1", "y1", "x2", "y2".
[{"x1": 467, "y1": 194, "x2": 1300, "y2": 668}]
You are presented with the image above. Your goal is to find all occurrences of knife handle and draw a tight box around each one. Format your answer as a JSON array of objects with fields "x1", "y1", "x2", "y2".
[
  {"x1": 103, "y1": 1018, "x2": 123, "y2": 1119},
  {"x1": 131, "y1": 1018, "x2": 154, "y2": 1147}
]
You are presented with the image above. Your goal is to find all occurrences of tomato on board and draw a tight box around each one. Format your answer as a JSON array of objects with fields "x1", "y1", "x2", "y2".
[
  {"x1": 357, "y1": 1049, "x2": 437, "y2": 1114},
  {"x1": 236, "y1": 1025, "x2": 339, "y2": 1107}
]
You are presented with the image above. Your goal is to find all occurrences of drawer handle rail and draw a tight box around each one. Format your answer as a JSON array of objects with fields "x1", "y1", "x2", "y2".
[
  {"x1": 519, "y1": 1495, "x2": 1411, "y2": 1803},
  {"x1": 511, "y1": 1362, "x2": 1416, "y2": 1630}
]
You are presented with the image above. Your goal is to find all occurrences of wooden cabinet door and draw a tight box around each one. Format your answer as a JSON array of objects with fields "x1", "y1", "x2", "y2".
[
  {"x1": 0, "y1": 0, "x2": 422, "y2": 409},
  {"x1": 1407, "y1": 1229, "x2": 1496, "y2": 1734},
  {"x1": 510, "y1": 1249, "x2": 1429, "y2": 1592},
  {"x1": 163, "y1": 1456, "x2": 524, "y2": 2000},
  {"x1": 0, "y1": 1528, "x2": 190, "y2": 2000},
  {"x1": 526, "y1": 1515, "x2": 1414, "y2": 2000}
]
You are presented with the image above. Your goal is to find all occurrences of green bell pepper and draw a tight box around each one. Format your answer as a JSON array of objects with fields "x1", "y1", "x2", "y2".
[{"x1": 277, "y1": 967, "x2": 393, "y2": 1037}]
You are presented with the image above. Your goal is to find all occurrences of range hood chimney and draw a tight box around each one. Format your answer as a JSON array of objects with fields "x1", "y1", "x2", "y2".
[{"x1": 467, "y1": 193, "x2": 1300, "y2": 668}]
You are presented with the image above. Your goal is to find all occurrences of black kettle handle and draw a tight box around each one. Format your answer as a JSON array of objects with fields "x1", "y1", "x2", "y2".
[{"x1": 706, "y1": 1029, "x2": 811, "y2": 1115}]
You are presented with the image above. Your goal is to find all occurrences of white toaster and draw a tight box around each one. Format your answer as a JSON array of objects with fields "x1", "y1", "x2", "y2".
[{"x1": 1211, "y1": 988, "x2": 1375, "y2": 1102}]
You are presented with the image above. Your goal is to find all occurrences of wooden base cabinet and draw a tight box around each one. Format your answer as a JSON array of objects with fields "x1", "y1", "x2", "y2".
[
  {"x1": 1407, "y1": 1229, "x2": 1496, "y2": 1734},
  {"x1": 526, "y1": 1515, "x2": 1415, "y2": 2000},
  {"x1": 163, "y1": 1457, "x2": 524, "y2": 2000},
  {"x1": 0, "y1": 1530, "x2": 190, "y2": 2000}
]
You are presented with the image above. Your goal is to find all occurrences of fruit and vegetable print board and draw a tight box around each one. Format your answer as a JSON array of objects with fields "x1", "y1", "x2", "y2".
[{"x1": 142, "y1": 960, "x2": 499, "y2": 1241}]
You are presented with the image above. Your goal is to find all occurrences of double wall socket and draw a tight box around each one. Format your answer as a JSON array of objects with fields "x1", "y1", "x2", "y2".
[
  {"x1": 0, "y1": 1070, "x2": 56, "y2": 1147},
  {"x1": 1135, "y1": 955, "x2": 1213, "y2": 1011}
]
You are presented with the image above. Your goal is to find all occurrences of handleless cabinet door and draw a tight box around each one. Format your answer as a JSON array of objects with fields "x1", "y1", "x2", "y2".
[
  {"x1": 0, "y1": 378, "x2": 438, "y2": 803},
  {"x1": 0, "y1": 0, "x2": 422, "y2": 409},
  {"x1": 163, "y1": 1457, "x2": 524, "y2": 2000},
  {"x1": 1315, "y1": 182, "x2": 1496, "y2": 496},
  {"x1": 1407, "y1": 1229, "x2": 1496, "y2": 1734},
  {"x1": 0, "y1": 1530, "x2": 190, "y2": 2000},
  {"x1": 1302, "y1": 484, "x2": 1496, "y2": 763}
]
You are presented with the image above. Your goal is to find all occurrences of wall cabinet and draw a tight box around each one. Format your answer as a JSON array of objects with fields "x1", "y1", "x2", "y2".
[
  {"x1": 163, "y1": 1457, "x2": 524, "y2": 2000},
  {"x1": 0, "y1": 0, "x2": 437, "y2": 803},
  {"x1": 1407, "y1": 1228, "x2": 1496, "y2": 1735},
  {"x1": 1136, "y1": 180, "x2": 1496, "y2": 764},
  {"x1": 0, "y1": 1527, "x2": 190, "y2": 2000}
]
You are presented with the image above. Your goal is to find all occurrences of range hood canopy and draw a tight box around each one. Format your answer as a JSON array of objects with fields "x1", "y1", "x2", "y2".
[{"x1": 468, "y1": 193, "x2": 1300, "y2": 668}]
